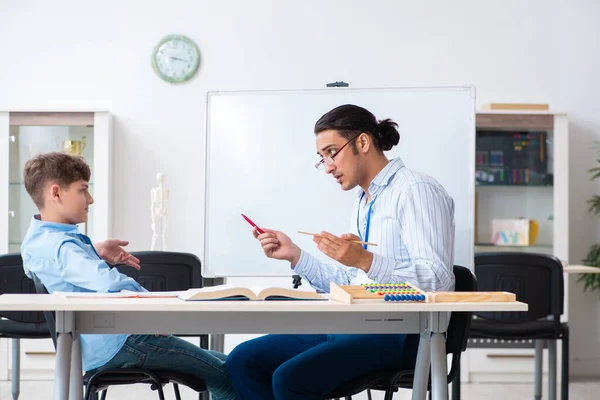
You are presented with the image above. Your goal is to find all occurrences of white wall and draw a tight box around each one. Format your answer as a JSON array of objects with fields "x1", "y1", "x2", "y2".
[{"x1": 1, "y1": 0, "x2": 600, "y2": 376}]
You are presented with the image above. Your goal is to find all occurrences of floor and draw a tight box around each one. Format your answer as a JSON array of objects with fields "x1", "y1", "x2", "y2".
[{"x1": 2, "y1": 380, "x2": 600, "y2": 400}]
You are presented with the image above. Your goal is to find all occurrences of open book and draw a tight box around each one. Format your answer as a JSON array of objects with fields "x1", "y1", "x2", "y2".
[
  {"x1": 177, "y1": 285, "x2": 325, "y2": 301},
  {"x1": 52, "y1": 286, "x2": 325, "y2": 301}
]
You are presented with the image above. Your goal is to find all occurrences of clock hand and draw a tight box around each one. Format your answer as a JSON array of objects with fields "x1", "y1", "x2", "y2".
[{"x1": 169, "y1": 56, "x2": 188, "y2": 62}]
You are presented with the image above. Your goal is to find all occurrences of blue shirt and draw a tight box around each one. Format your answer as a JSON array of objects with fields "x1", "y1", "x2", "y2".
[
  {"x1": 294, "y1": 157, "x2": 456, "y2": 293},
  {"x1": 21, "y1": 215, "x2": 146, "y2": 371}
]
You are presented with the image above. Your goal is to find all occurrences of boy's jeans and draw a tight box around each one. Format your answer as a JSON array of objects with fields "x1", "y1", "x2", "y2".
[{"x1": 90, "y1": 334, "x2": 236, "y2": 400}]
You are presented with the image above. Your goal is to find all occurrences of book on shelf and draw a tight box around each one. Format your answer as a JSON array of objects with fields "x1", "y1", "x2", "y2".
[{"x1": 53, "y1": 285, "x2": 325, "y2": 301}]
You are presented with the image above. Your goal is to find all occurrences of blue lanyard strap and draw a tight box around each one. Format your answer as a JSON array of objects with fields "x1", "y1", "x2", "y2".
[{"x1": 357, "y1": 192, "x2": 375, "y2": 250}]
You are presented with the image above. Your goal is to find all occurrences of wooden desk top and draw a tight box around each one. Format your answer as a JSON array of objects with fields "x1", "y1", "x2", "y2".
[
  {"x1": 0, "y1": 294, "x2": 528, "y2": 313},
  {"x1": 564, "y1": 265, "x2": 600, "y2": 274}
]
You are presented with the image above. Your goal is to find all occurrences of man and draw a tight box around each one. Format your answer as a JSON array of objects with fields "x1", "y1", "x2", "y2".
[{"x1": 226, "y1": 104, "x2": 455, "y2": 400}]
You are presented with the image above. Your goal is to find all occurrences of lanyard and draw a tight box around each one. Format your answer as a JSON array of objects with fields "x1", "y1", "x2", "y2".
[{"x1": 357, "y1": 192, "x2": 375, "y2": 250}]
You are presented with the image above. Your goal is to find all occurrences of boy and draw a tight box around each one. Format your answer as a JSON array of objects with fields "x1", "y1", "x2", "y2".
[{"x1": 21, "y1": 152, "x2": 236, "y2": 400}]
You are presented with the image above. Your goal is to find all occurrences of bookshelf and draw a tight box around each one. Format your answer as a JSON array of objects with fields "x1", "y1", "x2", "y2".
[
  {"x1": 465, "y1": 110, "x2": 569, "y2": 384},
  {"x1": 461, "y1": 111, "x2": 569, "y2": 383},
  {"x1": 473, "y1": 111, "x2": 568, "y2": 261},
  {"x1": 0, "y1": 111, "x2": 113, "y2": 381}
]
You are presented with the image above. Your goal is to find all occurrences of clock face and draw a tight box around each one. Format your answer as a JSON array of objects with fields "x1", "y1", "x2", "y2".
[{"x1": 152, "y1": 35, "x2": 200, "y2": 83}]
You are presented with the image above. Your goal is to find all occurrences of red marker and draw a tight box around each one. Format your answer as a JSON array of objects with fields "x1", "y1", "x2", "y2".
[{"x1": 241, "y1": 213, "x2": 265, "y2": 234}]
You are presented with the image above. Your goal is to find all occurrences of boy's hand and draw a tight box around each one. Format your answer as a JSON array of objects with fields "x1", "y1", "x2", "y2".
[{"x1": 95, "y1": 240, "x2": 141, "y2": 270}]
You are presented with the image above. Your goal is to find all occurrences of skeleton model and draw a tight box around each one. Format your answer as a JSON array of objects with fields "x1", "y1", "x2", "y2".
[{"x1": 150, "y1": 173, "x2": 170, "y2": 251}]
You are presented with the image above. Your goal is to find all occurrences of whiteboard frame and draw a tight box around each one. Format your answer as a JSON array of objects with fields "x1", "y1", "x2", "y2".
[{"x1": 202, "y1": 86, "x2": 476, "y2": 277}]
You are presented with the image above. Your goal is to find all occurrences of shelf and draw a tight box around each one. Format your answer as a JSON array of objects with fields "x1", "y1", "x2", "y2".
[
  {"x1": 476, "y1": 184, "x2": 553, "y2": 188},
  {"x1": 9, "y1": 182, "x2": 94, "y2": 185},
  {"x1": 475, "y1": 243, "x2": 553, "y2": 255}
]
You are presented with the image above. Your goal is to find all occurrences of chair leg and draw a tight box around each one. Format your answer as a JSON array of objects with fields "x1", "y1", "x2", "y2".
[
  {"x1": 173, "y1": 383, "x2": 182, "y2": 400},
  {"x1": 562, "y1": 327, "x2": 569, "y2": 400},
  {"x1": 100, "y1": 389, "x2": 108, "y2": 400},
  {"x1": 83, "y1": 384, "x2": 94, "y2": 400},
  {"x1": 156, "y1": 383, "x2": 166, "y2": 400},
  {"x1": 452, "y1": 360, "x2": 461, "y2": 400},
  {"x1": 367, "y1": 388, "x2": 373, "y2": 400},
  {"x1": 383, "y1": 374, "x2": 397, "y2": 400},
  {"x1": 548, "y1": 339, "x2": 557, "y2": 400},
  {"x1": 534, "y1": 339, "x2": 544, "y2": 400},
  {"x1": 384, "y1": 389, "x2": 394, "y2": 400}
]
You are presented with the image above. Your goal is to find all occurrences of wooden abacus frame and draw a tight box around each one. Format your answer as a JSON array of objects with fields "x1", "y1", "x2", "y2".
[{"x1": 329, "y1": 282, "x2": 516, "y2": 304}]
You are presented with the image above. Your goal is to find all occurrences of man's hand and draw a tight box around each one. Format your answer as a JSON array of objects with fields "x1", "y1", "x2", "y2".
[
  {"x1": 253, "y1": 228, "x2": 302, "y2": 265},
  {"x1": 313, "y1": 232, "x2": 373, "y2": 272},
  {"x1": 95, "y1": 240, "x2": 141, "y2": 270}
]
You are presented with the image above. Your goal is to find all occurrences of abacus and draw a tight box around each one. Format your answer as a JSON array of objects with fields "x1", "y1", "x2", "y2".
[
  {"x1": 359, "y1": 283, "x2": 427, "y2": 302},
  {"x1": 329, "y1": 281, "x2": 428, "y2": 304},
  {"x1": 329, "y1": 282, "x2": 517, "y2": 304}
]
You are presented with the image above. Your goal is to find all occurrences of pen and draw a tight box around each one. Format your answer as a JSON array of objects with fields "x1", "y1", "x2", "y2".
[
  {"x1": 241, "y1": 214, "x2": 265, "y2": 234},
  {"x1": 298, "y1": 231, "x2": 378, "y2": 246}
]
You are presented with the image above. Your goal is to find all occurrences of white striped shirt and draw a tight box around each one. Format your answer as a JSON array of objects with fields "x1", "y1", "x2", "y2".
[{"x1": 293, "y1": 157, "x2": 456, "y2": 293}]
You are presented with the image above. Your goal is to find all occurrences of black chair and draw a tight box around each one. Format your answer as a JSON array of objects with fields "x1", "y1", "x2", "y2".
[
  {"x1": 32, "y1": 251, "x2": 210, "y2": 400},
  {"x1": 112, "y1": 251, "x2": 210, "y2": 352},
  {"x1": 465, "y1": 252, "x2": 568, "y2": 400},
  {"x1": 325, "y1": 265, "x2": 476, "y2": 400},
  {"x1": 0, "y1": 253, "x2": 52, "y2": 400}
]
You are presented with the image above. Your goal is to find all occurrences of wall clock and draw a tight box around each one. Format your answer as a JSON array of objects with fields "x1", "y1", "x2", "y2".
[{"x1": 152, "y1": 34, "x2": 200, "y2": 83}]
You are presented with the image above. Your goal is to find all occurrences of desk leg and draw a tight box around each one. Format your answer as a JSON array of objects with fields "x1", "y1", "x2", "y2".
[
  {"x1": 12, "y1": 338, "x2": 20, "y2": 400},
  {"x1": 205, "y1": 334, "x2": 225, "y2": 400},
  {"x1": 69, "y1": 336, "x2": 83, "y2": 400},
  {"x1": 54, "y1": 332, "x2": 72, "y2": 400},
  {"x1": 209, "y1": 334, "x2": 225, "y2": 353},
  {"x1": 430, "y1": 332, "x2": 448, "y2": 400},
  {"x1": 412, "y1": 333, "x2": 431, "y2": 400},
  {"x1": 202, "y1": 335, "x2": 225, "y2": 400}
]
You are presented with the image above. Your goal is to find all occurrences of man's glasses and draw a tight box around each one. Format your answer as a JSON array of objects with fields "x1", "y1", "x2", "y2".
[{"x1": 314, "y1": 135, "x2": 360, "y2": 170}]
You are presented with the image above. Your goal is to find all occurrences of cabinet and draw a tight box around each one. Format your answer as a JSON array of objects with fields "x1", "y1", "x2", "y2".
[
  {"x1": 465, "y1": 111, "x2": 569, "y2": 383},
  {"x1": 0, "y1": 111, "x2": 113, "y2": 380}
]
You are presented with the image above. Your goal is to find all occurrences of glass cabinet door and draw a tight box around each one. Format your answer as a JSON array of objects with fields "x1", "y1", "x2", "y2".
[
  {"x1": 8, "y1": 125, "x2": 95, "y2": 252},
  {"x1": 475, "y1": 128, "x2": 554, "y2": 255}
]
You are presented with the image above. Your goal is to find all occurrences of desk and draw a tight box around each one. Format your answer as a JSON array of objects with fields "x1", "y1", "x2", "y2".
[
  {"x1": 563, "y1": 265, "x2": 600, "y2": 274},
  {"x1": 0, "y1": 295, "x2": 527, "y2": 400}
]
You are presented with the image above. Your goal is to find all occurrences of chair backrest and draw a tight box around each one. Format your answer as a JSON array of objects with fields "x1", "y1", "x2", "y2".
[
  {"x1": 0, "y1": 253, "x2": 46, "y2": 324},
  {"x1": 112, "y1": 251, "x2": 204, "y2": 290},
  {"x1": 474, "y1": 252, "x2": 564, "y2": 323},
  {"x1": 445, "y1": 265, "x2": 477, "y2": 354},
  {"x1": 32, "y1": 251, "x2": 206, "y2": 350},
  {"x1": 31, "y1": 273, "x2": 57, "y2": 346}
]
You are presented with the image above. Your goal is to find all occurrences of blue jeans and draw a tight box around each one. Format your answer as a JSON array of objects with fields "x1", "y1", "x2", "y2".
[
  {"x1": 91, "y1": 334, "x2": 237, "y2": 400},
  {"x1": 226, "y1": 333, "x2": 420, "y2": 400}
]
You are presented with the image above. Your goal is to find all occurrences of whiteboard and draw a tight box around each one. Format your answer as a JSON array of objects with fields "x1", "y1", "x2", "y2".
[{"x1": 202, "y1": 87, "x2": 475, "y2": 277}]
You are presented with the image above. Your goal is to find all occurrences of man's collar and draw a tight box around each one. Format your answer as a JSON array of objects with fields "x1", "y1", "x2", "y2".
[{"x1": 357, "y1": 157, "x2": 405, "y2": 199}]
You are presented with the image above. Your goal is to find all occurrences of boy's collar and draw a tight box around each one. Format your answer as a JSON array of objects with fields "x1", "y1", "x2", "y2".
[{"x1": 31, "y1": 214, "x2": 80, "y2": 232}]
